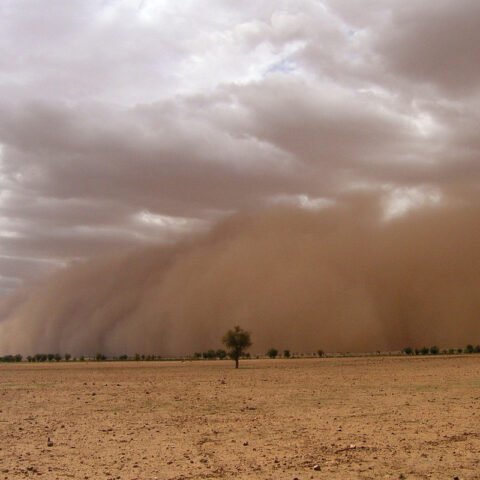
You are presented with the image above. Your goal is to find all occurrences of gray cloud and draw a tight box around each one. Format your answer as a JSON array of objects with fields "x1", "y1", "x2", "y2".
[{"x1": 374, "y1": 0, "x2": 480, "y2": 96}]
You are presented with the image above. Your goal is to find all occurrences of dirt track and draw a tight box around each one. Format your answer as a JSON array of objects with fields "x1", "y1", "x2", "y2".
[{"x1": 1, "y1": 356, "x2": 480, "y2": 479}]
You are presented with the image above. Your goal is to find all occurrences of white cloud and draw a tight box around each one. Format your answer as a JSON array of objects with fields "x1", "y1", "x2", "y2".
[
  {"x1": 269, "y1": 194, "x2": 333, "y2": 210},
  {"x1": 382, "y1": 185, "x2": 442, "y2": 221}
]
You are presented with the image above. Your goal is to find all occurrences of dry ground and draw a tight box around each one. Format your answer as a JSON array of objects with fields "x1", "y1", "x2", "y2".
[{"x1": 1, "y1": 356, "x2": 480, "y2": 479}]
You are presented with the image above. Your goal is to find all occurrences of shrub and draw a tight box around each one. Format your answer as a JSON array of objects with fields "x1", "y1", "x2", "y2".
[
  {"x1": 403, "y1": 347, "x2": 414, "y2": 355},
  {"x1": 420, "y1": 346, "x2": 429, "y2": 355},
  {"x1": 283, "y1": 349, "x2": 291, "y2": 358},
  {"x1": 465, "y1": 344, "x2": 475, "y2": 354},
  {"x1": 267, "y1": 348, "x2": 278, "y2": 359},
  {"x1": 429, "y1": 345, "x2": 439, "y2": 355},
  {"x1": 216, "y1": 349, "x2": 227, "y2": 360}
]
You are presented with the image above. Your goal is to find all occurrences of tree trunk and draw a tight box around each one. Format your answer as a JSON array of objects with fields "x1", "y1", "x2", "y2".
[{"x1": 235, "y1": 357, "x2": 239, "y2": 369}]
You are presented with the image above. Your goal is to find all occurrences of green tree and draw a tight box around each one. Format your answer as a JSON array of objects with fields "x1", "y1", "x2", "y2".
[
  {"x1": 283, "y1": 349, "x2": 291, "y2": 358},
  {"x1": 222, "y1": 326, "x2": 252, "y2": 369},
  {"x1": 429, "y1": 345, "x2": 439, "y2": 355},
  {"x1": 402, "y1": 347, "x2": 413, "y2": 355}
]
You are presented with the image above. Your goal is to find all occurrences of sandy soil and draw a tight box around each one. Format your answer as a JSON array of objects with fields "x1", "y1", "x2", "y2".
[{"x1": 1, "y1": 356, "x2": 480, "y2": 479}]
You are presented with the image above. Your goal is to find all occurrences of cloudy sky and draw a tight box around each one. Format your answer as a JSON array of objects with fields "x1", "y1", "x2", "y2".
[{"x1": 1, "y1": 0, "x2": 479, "y2": 296}]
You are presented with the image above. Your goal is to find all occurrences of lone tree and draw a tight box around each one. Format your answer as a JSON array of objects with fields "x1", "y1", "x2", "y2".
[{"x1": 222, "y1": 326, "x2": 252, "y2": 369}]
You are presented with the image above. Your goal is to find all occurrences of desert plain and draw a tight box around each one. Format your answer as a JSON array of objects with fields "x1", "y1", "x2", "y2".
[{"x1": 1, "y1": 356, "x2": 480, "y2": 480}]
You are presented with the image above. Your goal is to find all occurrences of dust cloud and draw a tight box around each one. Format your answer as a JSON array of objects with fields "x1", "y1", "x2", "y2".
[{"x1": 1, "y1": 193, "x2": 480, "y2": 356}]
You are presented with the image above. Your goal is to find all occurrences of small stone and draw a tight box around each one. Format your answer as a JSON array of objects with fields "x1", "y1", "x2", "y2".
[
  {"x1": 313, "y1": 464, "x2": 321, "y2": 471},
  {"x1": 243, "y1": 441, "x2": 249, "y2": 446}
]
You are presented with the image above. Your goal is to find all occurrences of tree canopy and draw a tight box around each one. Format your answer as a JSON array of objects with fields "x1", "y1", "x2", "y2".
[{"x1": 222, "y1": 325, "x2": 252, "y2": 368}]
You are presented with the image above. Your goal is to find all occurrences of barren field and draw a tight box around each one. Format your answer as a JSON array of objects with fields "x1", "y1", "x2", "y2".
[{"x1": 1, "y1": 356, "x2": 480, "y2": 480}]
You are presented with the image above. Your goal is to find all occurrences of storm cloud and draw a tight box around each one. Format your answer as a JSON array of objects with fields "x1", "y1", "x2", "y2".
[
  {"x1": 1, "y1": 1, "x2": 480, "y2": 352},
  {"x1": 1, "y1": 194, "x2": 480, "y2": 356}
]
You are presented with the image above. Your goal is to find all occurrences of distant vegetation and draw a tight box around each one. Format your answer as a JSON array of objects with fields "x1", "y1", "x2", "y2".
[
  {"x1": 403, "y1": 345, "x2": 480, "y2": 356},
  {"x1": 192, "y1": 349, "x2": 227, "y2": 360},
  {"x1": 0, "y1": 353, "x2": 163, "y2": 362},
  {"x1": 0, "y1": 354, "x2": 22, "y2": 362},
  {"x1": 267, "y1": 348, "x2": 278, "y2": 358},
  {"x1": 2, "y1": 342, "x2": 480, "y2": 363}
]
